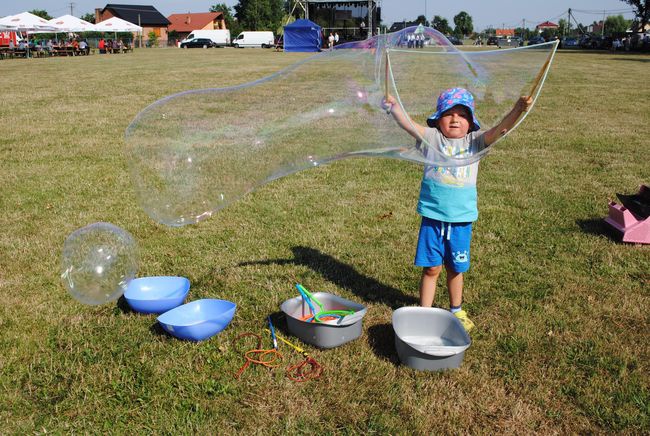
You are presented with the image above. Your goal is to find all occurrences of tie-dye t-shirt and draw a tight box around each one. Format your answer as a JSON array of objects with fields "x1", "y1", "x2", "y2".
[{"x1": 417, "y1": 127, "x2": 487, "y2": 223}]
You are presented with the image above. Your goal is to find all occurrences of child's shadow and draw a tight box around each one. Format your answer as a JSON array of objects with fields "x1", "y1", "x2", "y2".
[{"x1": 238, "y1": 245, "x2": 418, "y2": 308}]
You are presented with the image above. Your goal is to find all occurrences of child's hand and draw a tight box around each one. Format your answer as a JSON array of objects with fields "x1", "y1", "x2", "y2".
[
  {"x1": 382, "y1": 94, "x2": 396, "y2": 113},
  {"x1": 516, "y1": 95, "x2": 533, "y2": 113}
]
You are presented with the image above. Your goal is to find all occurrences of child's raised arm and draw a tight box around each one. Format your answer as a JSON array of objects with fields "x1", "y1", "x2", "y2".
[
  {"x1": 483, "y1": 96, "x2": 533, "y2": 146},
  {"x1": 384, "y1": 94, "x2": 427, "y2": 140}
]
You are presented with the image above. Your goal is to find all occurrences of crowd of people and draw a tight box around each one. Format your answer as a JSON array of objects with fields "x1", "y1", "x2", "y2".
[
  {"x1": 5, "y1": 38, "x2": 90, "y2": 56},
  {"x1": 406, "y1": 32, "x2": 425, "y2": 48},
  {"x1": 327, "y1": 32, "x2": 340, "y2": 50},
  {"x1": 2, "y1": 36, "x2": 132, "y2": 58},
  {"x1": 98, "y1": 38, "x2": 130, "y2": 54}
]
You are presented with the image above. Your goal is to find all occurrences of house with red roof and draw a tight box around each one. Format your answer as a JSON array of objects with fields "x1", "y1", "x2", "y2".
[
  {"x1": 536, "y1": 21, "x2": 559, "y2": 30},
  {"x1": 167, "y1": 12, "x2": 226, "y2": 41},
  {"x1": 496, "y1": 28, "x2": 515, "y2": 37}
]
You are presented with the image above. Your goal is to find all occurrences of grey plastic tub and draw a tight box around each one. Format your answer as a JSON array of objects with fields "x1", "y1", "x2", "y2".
[
  {"x1": 393, "y1": 307, "x2": 471, "y2": 371},
  {"x1": 281, "y1": 292, "x2": 367, "y2": 349}
]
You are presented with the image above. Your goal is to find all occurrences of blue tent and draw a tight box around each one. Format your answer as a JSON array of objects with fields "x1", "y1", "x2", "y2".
[{"x1": 283, "y1": 19, "x2": 322, "y2": 52}]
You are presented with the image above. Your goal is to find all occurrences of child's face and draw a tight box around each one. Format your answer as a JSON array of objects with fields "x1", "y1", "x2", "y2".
[{"x1": 437, "y1": 105, "x2": 471, "y2": 138}]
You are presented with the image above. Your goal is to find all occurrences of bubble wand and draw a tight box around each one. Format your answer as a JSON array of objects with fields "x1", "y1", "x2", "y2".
[
  {"x1": 527, "y1": 47, "x2": 555, "y2": 99},
  {"x1": 497, "y1": 41, "x2": 558, "y2": 140}
]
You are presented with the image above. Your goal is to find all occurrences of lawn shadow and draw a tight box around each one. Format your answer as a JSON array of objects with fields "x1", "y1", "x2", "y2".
[
  {"x1": 367, "y1": 323, "x2": 399, "y2": 365},
  {"x1": 576, "y1": 217, "x2": 621, "y2": 242},
  {"x1": 115, "y1": 296, "x2": 133, "y2": 314},
  {"x1": 238, "y1": 246, "x2": 418, "y2": 308},
  {"x1": 611, "y1": 57, "x2": 650, "y2": 63},
  {"x1": 149, "y1": 321, "x2": 169, "y2": 337}
]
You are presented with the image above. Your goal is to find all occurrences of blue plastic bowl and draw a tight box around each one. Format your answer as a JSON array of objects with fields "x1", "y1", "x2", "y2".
[
  {"x1": 124, "y1": 276, "x2": 190, "y2": 314},
  {"x1": 156, "y1": 299, "x2": 236, "y2": 341}
]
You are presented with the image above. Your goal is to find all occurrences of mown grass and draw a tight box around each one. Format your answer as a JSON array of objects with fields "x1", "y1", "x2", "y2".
[{"x1": 0, "y1": 47, "x2": 648, "y2": 433}]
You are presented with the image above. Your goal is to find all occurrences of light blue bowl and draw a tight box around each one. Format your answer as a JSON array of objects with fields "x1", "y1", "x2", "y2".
[
  {"x1": 157, "y1": 299, "x2": 236, "y2": 341},
  {"x1": 124, "y1": 276, "x2": 190, "y2": 314}
]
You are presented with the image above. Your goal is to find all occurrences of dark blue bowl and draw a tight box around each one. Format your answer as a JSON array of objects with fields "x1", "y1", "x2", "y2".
[
  {"x1": 124, "y1": 276, "x2": 190, "y2": 314},
  {"x1": 157, "y1": 299, "x2": 236, "y2": 341}
]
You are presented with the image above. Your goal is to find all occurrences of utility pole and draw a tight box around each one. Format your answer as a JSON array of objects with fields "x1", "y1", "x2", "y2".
[
  {"x1": 69, "y1": 2, "x2": 75, "y2": 15},
  {"x1": 601, "y1": 10, "x2": 605, "y2": 37},
  {"x1": 522, "y1": 18, "x2": 525, "y2": 39},
  {"x1": 368, "y1": 0, "x2": 372, "y2": 37}
]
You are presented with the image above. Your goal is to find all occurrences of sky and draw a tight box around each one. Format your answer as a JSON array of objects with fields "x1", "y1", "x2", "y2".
[{"x1": 0, "y1": 0, "x2": 639, "y2": 31}]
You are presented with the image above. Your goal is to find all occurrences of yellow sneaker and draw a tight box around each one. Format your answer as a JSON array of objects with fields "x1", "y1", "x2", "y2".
[{"x1": 453, "y1": 310, "x2": 475, "y2": 333}]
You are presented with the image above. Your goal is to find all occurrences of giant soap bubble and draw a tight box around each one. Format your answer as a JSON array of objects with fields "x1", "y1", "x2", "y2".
[
  {"x1": 61, "y1": 222, "x2": 138, "y2": 305},
  {"x1": 126, "y1": 27, "x2": 558, "y2": 227}
]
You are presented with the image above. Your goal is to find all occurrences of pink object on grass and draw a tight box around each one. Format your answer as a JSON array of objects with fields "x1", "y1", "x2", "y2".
[{"x1": 604, "y1": 185, "x2": 650, "y2": 244}]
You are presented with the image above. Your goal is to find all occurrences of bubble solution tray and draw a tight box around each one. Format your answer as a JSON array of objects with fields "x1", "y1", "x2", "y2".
[
  {"x1": 393, "y1": 307, "x2": 471, "y2": 371},
  {"x1": 281, "y1": 292, "x2": 367, "y2": 349}
]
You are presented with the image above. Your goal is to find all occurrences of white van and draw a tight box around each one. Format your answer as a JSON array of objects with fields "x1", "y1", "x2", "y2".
[
  {"x1": 232, "y1": 31, "x2": 274, "y2": 48},
  {"x1": 180, "y1": 29, "x2": 230, "y2": 47}
]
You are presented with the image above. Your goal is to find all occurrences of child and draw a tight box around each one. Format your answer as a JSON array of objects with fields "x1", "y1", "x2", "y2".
[{"x1": 384, "y1": 88, "x2": 532, "y2": 332}]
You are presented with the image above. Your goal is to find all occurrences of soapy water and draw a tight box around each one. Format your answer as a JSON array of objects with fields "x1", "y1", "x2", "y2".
[
  {"x1": 126, "y1": 26, "x2": 558, "y2": 227},
  {"x1": 61, "y1": 222, "x2": 138, "y2": 305}
]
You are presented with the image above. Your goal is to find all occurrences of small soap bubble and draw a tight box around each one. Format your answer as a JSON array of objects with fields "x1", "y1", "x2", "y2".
[{"x1": 61, "y1": 222, "x2": 138, "y2": 305}]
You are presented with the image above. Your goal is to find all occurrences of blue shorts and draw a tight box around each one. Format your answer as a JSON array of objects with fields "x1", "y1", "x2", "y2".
[{"x1": 414, "y1": 217, "x2": 473, "y2": 273}]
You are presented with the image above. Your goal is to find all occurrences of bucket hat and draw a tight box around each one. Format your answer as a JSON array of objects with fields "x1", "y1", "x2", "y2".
[{"x1": 426, "y1": 87, "x2": 480, "y2": 132}]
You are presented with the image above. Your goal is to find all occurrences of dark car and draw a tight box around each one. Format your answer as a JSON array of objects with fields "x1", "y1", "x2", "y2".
[
  {"x1": 180, "y1": 38, "x2": 215, "y2": 48},
  {"x1": 497, "y1": 37, "x2": 523, "y2": 48},
  {"x1": 486, "y1": 36, "x2": 498, "y2": 45},
  {"x1": 560, "y1": 37, "x2": 579, "y2": 48},
  {"x1": 527, "y1": 36, "x2": 545, "y2": 45},
  {"x1": 446, "y1": 35, "x2": 463, "y2": 45}
]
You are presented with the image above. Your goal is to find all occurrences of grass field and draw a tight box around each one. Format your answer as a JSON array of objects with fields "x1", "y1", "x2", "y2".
[{"x1": 0, "y1": 47, "x2": 648, "y2": 433}]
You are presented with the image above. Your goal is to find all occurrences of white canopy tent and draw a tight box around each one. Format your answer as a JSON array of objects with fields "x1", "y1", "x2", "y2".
[
  {"x1": 0, "y1": 12, "x2": 59, "y2": 32},
  {"x1": 48, "y1": 14, "x2": 96, "y2": 32},
  {"x1": 94, "y1": 16, "x2": 142, "y2": 33},
  {"x1": 0, "y1": 12, "x2": 60, "y2": 56}
]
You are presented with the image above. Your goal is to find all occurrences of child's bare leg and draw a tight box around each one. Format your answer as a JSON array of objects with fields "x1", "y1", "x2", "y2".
[
  {"x1": 420, "y1": 266, "x2": 442, "y2": 307},
  {"x1": 447, "y1": 269, "x2": 464, "y2": 307}
]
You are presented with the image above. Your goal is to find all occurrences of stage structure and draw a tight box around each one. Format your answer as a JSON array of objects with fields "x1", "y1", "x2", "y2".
[{"x1": 290, "y1": 0, "x2": 380, "y2": 41}]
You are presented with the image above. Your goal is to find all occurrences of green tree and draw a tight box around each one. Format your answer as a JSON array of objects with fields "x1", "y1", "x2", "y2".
[
  {"x1": 211, "y1": 3, "x2": 243, "y2": 39},
  {"x1": 515, "y1": 27, "x2": 531, "y2": 40},
  {"x1": 81, "y1": 13, "x2": 96, "y2": 24},
  {"x1": 453, "y1": 11, "x2": 473, "y2": 37},
  {"x1": 620, "y1": 0, "x2": 649, "y2": 31},
  {"x1": 605, "y1": 14, "x2": 631, "y2": 35},
  {"x1": 558, "y1": 18, "x2": 569, "y2": 36},
  {"x1": 416, "y1": 15, "x2": 429, "y2": 26},
  {"x1": 233, "y1": 0, "x2": 284, "y2": 32},
  {"x1": 278, "y1": 14, "x2": 295, "y2": 36},
  {"x1": 29, "y1": 9, "x2": 52, "y2": 20},
  {"x1": 432, "y1": 15, "x2": 452, "y2": 34},
  {"x1": 210, "y1": 3, "x2": 236, "y2": 28},
  {"x1": 147, "y1": 31, "x2": 158, "y2": 47}
]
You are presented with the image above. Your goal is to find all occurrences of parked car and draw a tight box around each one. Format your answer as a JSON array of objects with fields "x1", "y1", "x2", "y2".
[
  {"x1": 180, "y1": 30, "x2": 230, "y2": 47},
  {"x1": 527, "y1": 36, "x2": 545, "y2": 45},
  {"x1": 180, "y1": 38, "x2": 215, "y2": 48},
  {"x1": 497, "y1": 37, "x2": 523, "y2": 48},
  {"x1": 232, "y1": 31, "x2": 275, "y2": 48},
  {"x1": 580, "y1": 35, "x2": 611, "y2": 49},
  {"x1": 486, "y1": 36, "x2": 498, "y2": 45},
  {"x1": 446, "y1": 35, "x2": 463, "y2": 45},
  {"x1": 560, "y1": 37, "x2": 579, "y2": 48}
]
